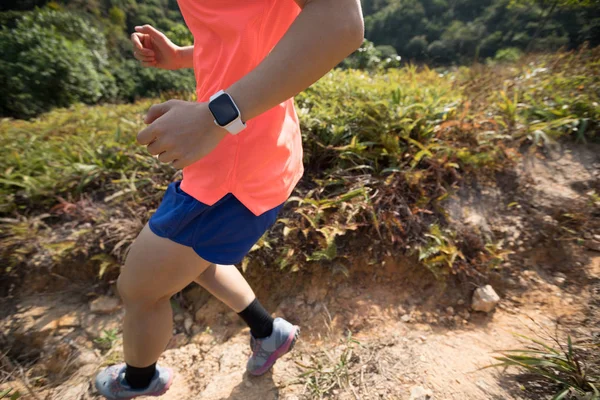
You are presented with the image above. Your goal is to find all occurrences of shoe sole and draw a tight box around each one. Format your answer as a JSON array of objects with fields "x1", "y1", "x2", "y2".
[
  {"x1": 249, "y1": 326, "x2": 300, "y2": 376},
  {"x1": 121, "y1": 369, "x2": 174, "y2": 400}
]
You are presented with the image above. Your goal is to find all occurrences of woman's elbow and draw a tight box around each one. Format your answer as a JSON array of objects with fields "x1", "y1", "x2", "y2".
[{"x1": 344, "y1": 10, "x2": 365, "y2": 51}]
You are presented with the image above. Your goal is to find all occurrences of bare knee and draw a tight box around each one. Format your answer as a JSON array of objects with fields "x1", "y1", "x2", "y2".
[{"x1": 117, "y1": 271, "x2": 169, "y2": 309}]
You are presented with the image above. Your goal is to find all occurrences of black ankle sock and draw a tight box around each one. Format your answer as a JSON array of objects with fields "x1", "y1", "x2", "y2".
[
  {"x1": 238, "y1": 298, "x2": 274, "y2": 339},
  {"x1": 125, "y1": 363, "x2": 156, "y2": 389}
]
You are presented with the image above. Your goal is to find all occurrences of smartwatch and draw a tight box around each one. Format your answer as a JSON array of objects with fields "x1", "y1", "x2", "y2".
[{"x1": 208, "y1": 90, "x2": 247, "y2": 135}]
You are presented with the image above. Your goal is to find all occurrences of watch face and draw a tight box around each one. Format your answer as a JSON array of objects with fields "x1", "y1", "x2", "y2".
[{"x1": 209, "y1": 93, "x2": 239, "y2": 126}]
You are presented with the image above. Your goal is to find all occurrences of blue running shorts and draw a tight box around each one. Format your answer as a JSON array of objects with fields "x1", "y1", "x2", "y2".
[{"x1": 148, "y1": 181, "x2": 283, "y2": 265}]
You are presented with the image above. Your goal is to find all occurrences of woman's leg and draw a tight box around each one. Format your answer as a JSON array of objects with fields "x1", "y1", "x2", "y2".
[
  {"x1": 194, "y1": 263, "x2": 256, "y2": 313},
  {"x1": 194, "y1": 264, "x2": 275, "y2": 339},
  {"x1": 117, "y1": 224, "x2": 213, "y2": 367}
]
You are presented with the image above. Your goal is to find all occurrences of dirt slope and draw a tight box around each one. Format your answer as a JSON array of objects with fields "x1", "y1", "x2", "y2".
[{"x1": 1, "y1": 144, "x2": 598, "y2": 400}]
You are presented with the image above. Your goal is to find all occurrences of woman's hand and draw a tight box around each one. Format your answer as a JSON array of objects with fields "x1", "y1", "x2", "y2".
[
  {"x1": 130, "y1": 25, "x2": 184, "y2": 70},
  {"x1": 137, "y1": 100, "x2": 227, "y2": 169}
]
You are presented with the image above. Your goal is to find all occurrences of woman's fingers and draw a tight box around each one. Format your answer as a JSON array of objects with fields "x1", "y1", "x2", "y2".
[
  {"x1": 158, "y1": 151, "x2": 176, "y2": 164},
  {"x1": 130, "y1": 32, "x2": 145, "y2": 50},
  {"x1": 133, "y1": 51, "x2": 155, "y2": 63}
]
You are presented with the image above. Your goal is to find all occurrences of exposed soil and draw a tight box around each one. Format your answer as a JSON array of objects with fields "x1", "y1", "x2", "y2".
[{"x1": 1, "y1": 143, "x2": 598, "y2": 400}]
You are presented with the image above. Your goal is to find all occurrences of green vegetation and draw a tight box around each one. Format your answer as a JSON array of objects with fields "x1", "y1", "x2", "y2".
[
  {"x1": 295, "y1": 334, "x2": 362, "y2": 398},
  {"x1": 0, "y1": 389, "x2": 21, "y2": 400},
  {"x1": 488, "y1": 333, "x2": 600, "y2": 399},
  {"x1": 94, "y1": 329, "x2": 120, "y2": 351},
  {"x1": 1, "y1": 0, "x2": 599, "y2": 118},
  {"x1": 0, "y1": 3, "x2": 195, "y2": 118},
  {"x1": 1, "y1": 50, "x2": 598, "y2": 285},
  {"x1": 363, "y1": 0, "x2": 599, "y2": 64}
]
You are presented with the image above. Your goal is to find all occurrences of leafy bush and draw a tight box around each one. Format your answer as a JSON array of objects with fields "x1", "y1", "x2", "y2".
[
  {"x1": 427, "y1": 40, "x2": 452, "y2": 63},
  {"x1": 0, "y1": 51, "x2": 597, "y2": 282},
  {"x1": 112, "y1": 60, "x2": 196, "y2": 101},
  {"x1": 494, "y1": 47, "x2": 524, "y2": 62},
  {"x1": 405, "y1": 35, "x2": 429, "y2": 59},
  {"x1": 0, "y1": 10, "x2": 117, "y2": 118},
  {"x1": 166, "y1": 23, "x2": 194, "y2": 47},
  {"x1": 488, "y1": 333, "x2": 600, "y2": 399},
  {"x1": 364, "y1": 0, "x2": 599, "y2": 63},
  {"x1": 341, "y1": 40, "x2": 401, "y2": 70}
]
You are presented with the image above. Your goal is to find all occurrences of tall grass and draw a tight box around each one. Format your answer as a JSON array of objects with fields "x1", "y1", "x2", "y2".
[{"x1": 0, "y1": 49, "x2": 598, "y2": 284}]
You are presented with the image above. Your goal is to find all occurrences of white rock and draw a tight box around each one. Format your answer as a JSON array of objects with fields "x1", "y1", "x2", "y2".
[
  {"x1": 409, "y1": 385, "x2": 433, "y2": 400},
  {"x1": 471, "y1": 285, "x2": 500, "y2": 313},
  {"x1": 184, "y1": 317, "x2": 193, "y2": 334},
  {"x1": 173, "y1": 314, "x2": 184, "y2": 323},
  {"x1": 89, "y1": 296, "x2": 120, "y2": 314}
]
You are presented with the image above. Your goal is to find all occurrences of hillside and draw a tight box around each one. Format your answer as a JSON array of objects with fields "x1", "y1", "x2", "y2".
[
  {"x1": 0, "y1": 50, "x2": 599, "y2": 399},
  {"x1": 1, "y1": 0, "x2": 599, "y2": 119}
]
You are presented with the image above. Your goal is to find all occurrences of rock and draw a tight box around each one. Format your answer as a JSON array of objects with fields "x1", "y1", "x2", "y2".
[
  {"x1": 60, "y1": 383, "x2": 88, "y2": 400},
  {"x1": 73, "y1": 348, "x2": 99, "y2": 368},
  {"x1": 166, "y1": 333, "x2": 188, "y2": 350},
  {"x1": 518, "y1": 276, "x2": 529, "y2": 287},
  {"x1": 457, "y1": 299, "x2": 465, "y2": 306},
  {"x1": 89, "y1": 296, "x2": 120, "y2": 314},
  {"x1": 584, "y1": 240, "x2": 600, "y2": 252},
  {"x1": 554, "y1": 275, "x2": 566, "y2": 285},
  {"x1": 191, "y1": 325, "x2": 202, "y2": 335},
  {"x1": 401, "y1": 314, "x2": 412, "y2": 323},
  {"x1": 409, "y1": 385, "x2": 433, "y2": 400},
  {"x1": 184, "y1": 317, "x2": 193, "y2": 334},
  {"x1": 397, "y1": 305, "x2": 407, "y2": 316},
  {"x1": 41, "y1": 312, "x2": 80, "y2": 331},
  {"x1": 446, "y1": 307, "x2": 455, "y2": 316},
  {"x1": 46, "y1": 343, "x2": 74, "y2": 374},
  {"x1": 173, "y1": 314, "x2": 184, "y2": 323},
  {"x1": 471, "y1": 285, "x2": 500, "y2": 313},
  {"x1": 82, "y1": 314, "x2": 121, "y2": 339},
  {"x1": 194, "y1": 308, "x2": 204, "y2": 323}
]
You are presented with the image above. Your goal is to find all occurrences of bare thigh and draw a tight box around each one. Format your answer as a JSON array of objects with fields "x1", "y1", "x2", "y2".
[{"x1": 118, "y1": 224, "x2": 212, "y2": 303}]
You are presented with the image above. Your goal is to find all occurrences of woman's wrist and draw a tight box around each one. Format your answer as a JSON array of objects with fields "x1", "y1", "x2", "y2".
[{"x1": 173, "y1": 46, "x2": 194, "y2": 70}]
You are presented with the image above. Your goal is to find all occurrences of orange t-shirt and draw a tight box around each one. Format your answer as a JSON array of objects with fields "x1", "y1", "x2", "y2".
[{"x1": 177, "y1": 0, "x2": 304, "y2": 216}]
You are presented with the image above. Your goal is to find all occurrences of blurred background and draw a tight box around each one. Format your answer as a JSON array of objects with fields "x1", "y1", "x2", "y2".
[{"x1": 1, "y1": 0, "x2": 598, "y2": 119}]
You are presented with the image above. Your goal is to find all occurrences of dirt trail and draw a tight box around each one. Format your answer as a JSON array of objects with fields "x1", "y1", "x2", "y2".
[
  {"x1": 1, "y1": 145, "x2": 598, "y2": 399},
  {"x1": 2, "y1": 261, "x2": 596, "y2": 400}
]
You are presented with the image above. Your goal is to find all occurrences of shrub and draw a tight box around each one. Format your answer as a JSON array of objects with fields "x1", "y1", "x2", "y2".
[
  {"x1": 427, "y1": 40, "x2": 453, "y2": 63},
  {"x1": 340, "y1": 40, "x2": 382, "y2": 70},
  {"x1": 108, "y1": 6, "x2": 126, "y2": 28},
  {"x1": 405, "y1": 35, "x2": 429, "y2": 59},
  {"x1": 166, "y1": 23, "x2": 193, "y2": 46},
  {"x1": 0, "y1": 10, "x2": 117, "y2": 118},
  {"x1": 112, "y1": 59, "x2": 196, "y2": 101},
  {"x1": 494, "y1": 47, "x2": 524, "y2": 62}
]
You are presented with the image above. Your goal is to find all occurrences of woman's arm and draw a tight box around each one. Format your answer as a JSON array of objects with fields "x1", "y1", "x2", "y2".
[
  {"x1": 175, "y1": 46, "x2": 194, "y2": 69},
  {"x1": 137, "y1": 0, "x2": 364, "y2": 169},
  {"x1": 131, "y1": 25, "x2": 195, "y2": 70},
  {"x1": 227, "y1": 0, "x2": 364, "y2": 121}
]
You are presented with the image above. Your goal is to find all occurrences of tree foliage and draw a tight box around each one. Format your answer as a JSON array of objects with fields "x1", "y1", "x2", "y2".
[
  {"x1": 363, "y1": 0, "x2": 599, "y2": 63},
  {"x1": 0, "y1": 0, "x2": 598, "y2": 118}
]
